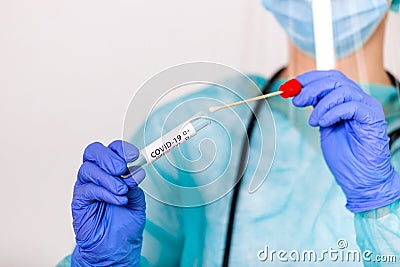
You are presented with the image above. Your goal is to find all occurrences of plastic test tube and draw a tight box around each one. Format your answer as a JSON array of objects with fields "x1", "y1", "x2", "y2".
[{"x1": 126, "y1": 112, "x2": 211, "y2": 169}]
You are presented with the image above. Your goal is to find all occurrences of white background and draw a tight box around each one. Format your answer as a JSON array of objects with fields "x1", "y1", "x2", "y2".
[{"x1": 0, "y1": 1, "x2": 398, "y2": 266}]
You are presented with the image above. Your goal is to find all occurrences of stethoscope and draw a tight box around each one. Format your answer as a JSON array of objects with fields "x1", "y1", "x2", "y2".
[{"x1": 222, "y1": 67, "x2": 400, "y2": 267}]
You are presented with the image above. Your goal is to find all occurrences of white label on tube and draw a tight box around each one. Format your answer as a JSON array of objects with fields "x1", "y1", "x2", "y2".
[{"x1": 141, "y1": 122, "x2": 197, "y2": 164}]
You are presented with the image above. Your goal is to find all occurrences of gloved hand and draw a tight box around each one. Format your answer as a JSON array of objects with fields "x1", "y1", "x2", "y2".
[
  {"x1": 292, "y1": 70, "x2": 400, "y2": 213},
  {"x1": 71, "y1": 140, "x2": 146, "y2": 266}
]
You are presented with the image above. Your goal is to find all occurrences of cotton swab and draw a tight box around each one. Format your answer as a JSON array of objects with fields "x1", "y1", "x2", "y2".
[
  {"x1": 209, "y1": 91, "x2": 283, "y2": 113},
  {"x1": 209, "y1": 78, "x2": 302, "y2": 113}
]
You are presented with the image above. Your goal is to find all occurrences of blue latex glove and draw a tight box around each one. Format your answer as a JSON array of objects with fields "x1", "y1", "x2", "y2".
[
  {"x1": 293, "y1": 70, "x2": 400, "y2": 213},
  {"x1": 71, "y1": 140, "x2": 146, "y2": 266}
]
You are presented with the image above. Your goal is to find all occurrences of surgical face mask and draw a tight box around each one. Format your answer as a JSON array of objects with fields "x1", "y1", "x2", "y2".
[{"x1": 262, "y1": 0, "x2": 390, "y2": 59}]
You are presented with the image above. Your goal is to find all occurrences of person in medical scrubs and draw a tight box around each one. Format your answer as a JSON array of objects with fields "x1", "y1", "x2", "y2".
[{"x1": 58, "y1": 1, "x2": 400, "y2": 266}]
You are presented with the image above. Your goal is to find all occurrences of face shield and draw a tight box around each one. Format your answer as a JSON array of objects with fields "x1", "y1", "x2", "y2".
[
  {"x1": 255, "y1": 0, "x2": 400, "y2": 140},
  {"x1": 260, "y1": 0, "x2": 400, "y2": 84}
]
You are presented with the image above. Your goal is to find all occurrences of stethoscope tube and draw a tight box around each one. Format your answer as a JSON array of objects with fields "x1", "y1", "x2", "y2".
[
  {"x1": 387, "y1": 71, "x2": 400, "y2": 148},
  {"x1": 221, "y1": 68, "x2": 400, "y2": 266}
]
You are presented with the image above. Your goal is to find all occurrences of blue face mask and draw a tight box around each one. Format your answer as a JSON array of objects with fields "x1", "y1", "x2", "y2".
[{"x1": 262, "y1": 0, "x2": 393, "y2": 59}]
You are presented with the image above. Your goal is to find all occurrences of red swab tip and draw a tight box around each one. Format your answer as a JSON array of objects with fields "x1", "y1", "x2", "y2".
[{"x1": 279, "y1": 79, "x2": 302, "y2": 98}]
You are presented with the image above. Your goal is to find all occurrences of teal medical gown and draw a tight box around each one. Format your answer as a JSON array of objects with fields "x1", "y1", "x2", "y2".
[{"x1": 58, "y1": 75, "x2": 400, "y2": 266}]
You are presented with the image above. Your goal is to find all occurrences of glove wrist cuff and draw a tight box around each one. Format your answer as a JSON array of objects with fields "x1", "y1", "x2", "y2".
[
  {"x1": 71, "y1": 246, "x2": 93, "y2": 267},
  {"x1": 346, "y1": 171, "x2": 400, "y2": 213},
  {"x1": 71, "y1": 242, "x2": 142, "y2": 267}
]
